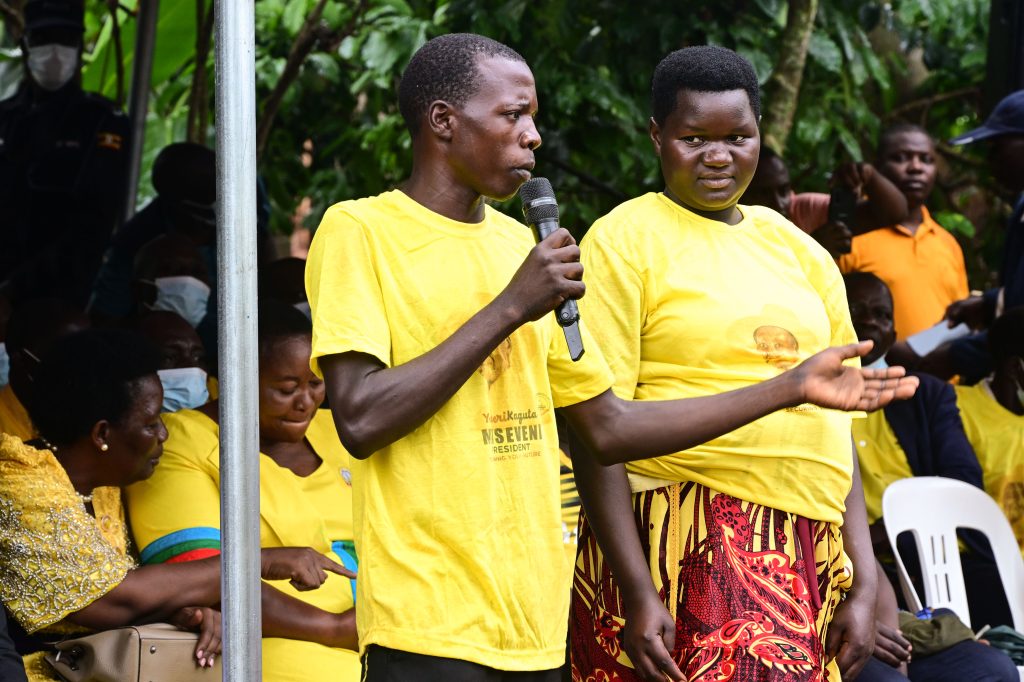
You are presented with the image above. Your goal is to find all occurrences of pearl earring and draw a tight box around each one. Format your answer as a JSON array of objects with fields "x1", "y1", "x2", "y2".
[{"x1": 100, "y1": 443, "x2": 109, "y2": 452}]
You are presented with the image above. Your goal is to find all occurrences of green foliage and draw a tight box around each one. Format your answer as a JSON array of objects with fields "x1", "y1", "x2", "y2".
[
  {"x1": 0, "y1": 0, "x2": 1001, "y2": 284},
  {"x1": 933, "y1": 210, "x2": 976, "y2": 239}
]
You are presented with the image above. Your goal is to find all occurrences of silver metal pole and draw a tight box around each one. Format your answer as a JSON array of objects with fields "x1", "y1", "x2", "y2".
[
  {"x1": 213, "y1": 0, "x2": 261, "y2": 679},
  {"x1": 122, "y1": 0, "x2": 159, "y2": 222}
]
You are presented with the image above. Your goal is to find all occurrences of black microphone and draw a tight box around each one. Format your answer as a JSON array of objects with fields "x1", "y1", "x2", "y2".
[{"x1": 519, "y1": 177, "x2": 585, "y2": 361}]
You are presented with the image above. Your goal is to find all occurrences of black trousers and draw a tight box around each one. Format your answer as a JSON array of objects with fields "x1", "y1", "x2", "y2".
[{"x1": 362, "y1": 645, "x2": 561, "y2": 682}]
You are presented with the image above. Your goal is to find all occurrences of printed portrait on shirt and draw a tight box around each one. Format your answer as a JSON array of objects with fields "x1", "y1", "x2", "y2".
[
  {"x1": 441, "y1": 293, "x2": 513, "y2": 388},
  {"x1": 729, "y1": 304, "x2": 815, "y2": 373}
]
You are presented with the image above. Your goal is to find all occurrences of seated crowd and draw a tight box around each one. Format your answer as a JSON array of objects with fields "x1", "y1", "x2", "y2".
[{"x1": 2, "y1": 6, "x2": 1024, "y2": 681}]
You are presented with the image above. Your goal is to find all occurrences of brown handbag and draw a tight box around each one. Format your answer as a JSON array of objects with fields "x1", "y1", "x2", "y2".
[{"x1": 43, "y1": 623, "x2": 222, "y2": 681}]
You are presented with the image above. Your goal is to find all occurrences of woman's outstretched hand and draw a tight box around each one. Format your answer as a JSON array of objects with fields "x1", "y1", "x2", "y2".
[
  {"x1": 260, "y1": 547, "x2": 356, "y2": 591},
  {"x1": 794, "y1": 341, "x2": 919, "y2": 412}
]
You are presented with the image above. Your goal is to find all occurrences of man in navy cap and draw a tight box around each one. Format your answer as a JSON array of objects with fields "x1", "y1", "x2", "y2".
[
  {"x1": 0, "y1": 0, "x2": 129, "y2": 308},
  {"x1": 918, "y1": 90, "x2": 1024, "y2": 381}
]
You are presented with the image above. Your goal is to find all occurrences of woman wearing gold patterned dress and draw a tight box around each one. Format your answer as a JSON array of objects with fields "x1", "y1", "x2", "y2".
[{"x1": 0, "y1": 328, "x2": 352, "y2": 681}]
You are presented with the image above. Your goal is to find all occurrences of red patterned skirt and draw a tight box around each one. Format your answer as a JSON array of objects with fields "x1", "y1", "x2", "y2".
[{"x1": 570, "y1": 481, "x2": 852, "y2": 682}]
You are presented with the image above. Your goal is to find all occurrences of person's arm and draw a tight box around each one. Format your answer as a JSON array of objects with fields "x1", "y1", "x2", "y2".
[
  {"x1": 568, "y1": 437, "x2": 684, "y2": 681},
  {"x1": 872, "y1": 560, "x2": 912, "y2": 674},
  {"x1": 561, "y1": 341, "x2": 917, "y2": 465},
  {"x1": 73, "y1": 577, "x2": 356, "y2": 655},
  {"x1": 824, "y1": 448, "x2": 878, "y2": 680},
  {"x1": 321, "y1": 228, "x2": 584, "y2": 459},
  {"x1": 945, "y1": 292, "x2": 998, "y2": 331},
  {"x1": 261, "y1": 589, "x2": 356, "y2": 650},
  {"x1": 840, "y1": 162, "x2": 908, "y2": 235},
  {"x1": 66, "y1": 548, "x2": 352, "y2": 629}
]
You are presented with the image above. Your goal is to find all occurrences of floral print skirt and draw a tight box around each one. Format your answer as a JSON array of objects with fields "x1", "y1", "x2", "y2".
[{"x1": 570, "y1": 482, "x2": 852, "y2": 682}]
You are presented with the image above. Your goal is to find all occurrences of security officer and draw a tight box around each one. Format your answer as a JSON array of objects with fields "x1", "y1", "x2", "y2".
[{"x1": 0, "y1": 0, "x2": 129, "y2": 307}]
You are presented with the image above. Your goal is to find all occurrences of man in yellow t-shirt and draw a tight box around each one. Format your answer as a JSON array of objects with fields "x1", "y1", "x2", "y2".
[
  {"x1": 843, "y1": 273, "x2": 981, "y2": 526},
  {"x1": 838, "y1": 124, "x2": 969, "y2": 338},
  {"x1": 308, "y1": 34, "x2": 917, "y2": 681},
  {"x1": 844, "y1": 273, "x2": 1012, "y2": 628},
  {"x1": 955, "y1": 308, "x2": 1024, "y2": 554}
]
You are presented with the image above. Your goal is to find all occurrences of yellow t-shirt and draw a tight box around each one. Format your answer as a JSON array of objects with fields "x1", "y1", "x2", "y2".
[
  {"x1": 852, "y1": 410, "x2": 913, "y2": 524},
  {"x1": 580, "y1": 193, "x2": 858, "y2": 524},
  {"x1": 306, "y1": 190, "x2": 613, "y2": 670},
  {"x1": 125, "y1": 409, "x2": 360, "y2": 681},
  {"x1": 0, "y1": 384, "x2": 33, "y2": 440},
  {"x1": 955, "y1": 382, "x2": 1024, "y2": 552}
]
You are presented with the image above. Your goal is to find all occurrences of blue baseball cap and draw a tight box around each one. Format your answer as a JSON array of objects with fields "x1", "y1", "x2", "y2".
[{"x1": 949, "y1": 90, "x2": 1024, "y2": 145}]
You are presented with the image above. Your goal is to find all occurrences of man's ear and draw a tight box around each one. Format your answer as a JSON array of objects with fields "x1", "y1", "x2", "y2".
[
  {"x1": 427, "y1": 100, "x2": 455, "y2": 142},
  {"x1": 648, "y1": 117, "x2": 662, "y2": 155}
]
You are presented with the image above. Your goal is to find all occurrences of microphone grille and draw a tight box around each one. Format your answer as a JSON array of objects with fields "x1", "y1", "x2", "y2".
[
  {"x1": 519, "y1": 177, "x2": 560, "y2": 223},
  {"x1": 518, "y1": 177, "x2": 554, "y2": 204}
]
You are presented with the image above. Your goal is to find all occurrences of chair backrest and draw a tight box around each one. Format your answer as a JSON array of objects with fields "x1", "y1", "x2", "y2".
[{"x1": 882, "y1": 476, "x2": 1024, "y2": 629}]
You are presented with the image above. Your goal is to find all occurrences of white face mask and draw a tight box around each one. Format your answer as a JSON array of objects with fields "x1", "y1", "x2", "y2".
[
  {"x1": 0, "y1": 343, "x2": 9, "y2": 388},
  {"x1": 147, "y1": 276, "x2": 211, "y2": 328},
  {"x1": 27, "y1": 43, "x2": 79, "y2": 92},
  {"x1": 293, "y1": 301, "x2": 311, "y2": 319},
  {"x1": 157, "y1": 367, "x2": 209, "y2": 413}
]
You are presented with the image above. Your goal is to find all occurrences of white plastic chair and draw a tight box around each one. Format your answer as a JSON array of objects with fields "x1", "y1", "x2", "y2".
[
  {"x1": 883, "y1": 477, "x2": 1024, "y2": 679},
  {"x1": 882, "y1": 476, "x2": 1024, "y2": 630}
]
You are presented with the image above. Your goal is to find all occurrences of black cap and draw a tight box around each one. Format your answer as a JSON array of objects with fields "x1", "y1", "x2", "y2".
[{"x1": 24, "y1": 0, "x2": 85, "y2": 33}]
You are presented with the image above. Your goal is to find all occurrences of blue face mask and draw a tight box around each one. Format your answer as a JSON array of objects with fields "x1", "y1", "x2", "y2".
[
  {"x1": 866, "y1": 356, "x2": 888, "y2": 370},
  {"x1": 0, "y1": 343, "x2": 9, "y2": 388},
  {"x1": 157, "y1": 367, "x2": 210, "y2": 413},
  {"x1": 146, "y1": 276, "x2": 211, "y2": 328}
]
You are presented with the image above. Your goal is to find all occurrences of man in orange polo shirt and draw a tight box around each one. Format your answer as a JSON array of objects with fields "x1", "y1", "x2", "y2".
[{"x1": 838, "y1": 123, "x2": 969, "y2": 338}]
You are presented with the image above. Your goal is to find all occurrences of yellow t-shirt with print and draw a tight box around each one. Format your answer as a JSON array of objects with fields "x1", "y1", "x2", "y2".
[
  {"x1": 852, "y1": 410, "x2": 913, "y2": 524},
  {"x1": 580, "y1": 193, "x2": 859, "y2": 524},
  {"x1": 306, "y1": 190, "x2": 613, "y2": 671},
  {"x1": 955, "y1": 382, "x2": 1024, "y2": 552}
]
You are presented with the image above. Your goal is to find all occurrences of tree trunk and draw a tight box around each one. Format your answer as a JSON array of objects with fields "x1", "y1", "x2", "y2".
[
  {"x1": 187, "y1": 0, "x2": 214, "y2": 144},
  {"x1": 255, "y1": 0, "x2": 370, "y2": 161},
  {"x1": 255, "y1": 0, "x2": 329, "y2": 161},
  {"x1": 761, "y1": 0, "x2": 819, "y2": 154}
]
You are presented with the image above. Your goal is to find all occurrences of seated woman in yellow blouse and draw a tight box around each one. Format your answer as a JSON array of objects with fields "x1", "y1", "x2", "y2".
[
  {"x1": 127, "y1": 302, "x2": 360, "y2": 681},
  {"x1": 0, "y1": 329, "x2": 346, "y2": 682}
]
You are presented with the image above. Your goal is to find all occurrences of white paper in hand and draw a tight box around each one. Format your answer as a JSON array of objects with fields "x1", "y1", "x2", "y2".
[{"x1": 905, "y1": 321, "x2": 971, "y2": 356}]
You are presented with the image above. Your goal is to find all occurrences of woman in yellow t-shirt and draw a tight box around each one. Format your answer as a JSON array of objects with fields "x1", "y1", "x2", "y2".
[
  {"x1": 571, "y1": 47, "x2": 877, "y2": 682},
  {"x1": 0, "y1": 328, "x2": 344, "y2": 682},
  {"x1": 126, "y1": 301, "x2": 360, "y2": 681}
]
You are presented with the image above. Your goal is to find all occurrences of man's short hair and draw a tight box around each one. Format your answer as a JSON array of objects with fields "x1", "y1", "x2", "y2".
[
  {"x1": 877, "y1": 122, "x2": 930, "y2": 159},
  {"x1": 843, "y1": 271, "x2": 893, "y2": 307},
  {"x1": 398, "y1": 33, "x2": 526, "y2": 138},
  {"x1": 651, "y1": 46, "x2": 761, "y2": 126}
]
